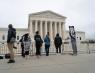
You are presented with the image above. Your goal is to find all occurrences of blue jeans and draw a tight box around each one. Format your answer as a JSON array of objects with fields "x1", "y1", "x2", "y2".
[{"x1": 45, "y1": 45, "x2": 50, "y2": 56}]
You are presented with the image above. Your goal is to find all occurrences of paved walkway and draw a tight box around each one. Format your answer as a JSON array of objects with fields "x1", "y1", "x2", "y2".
[{"x1": 0, "y1": 53, "x2": 95, "y2": 73}]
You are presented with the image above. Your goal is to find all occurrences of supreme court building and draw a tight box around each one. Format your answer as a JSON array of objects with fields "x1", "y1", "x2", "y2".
[
  {"x1": 0, "y1": 10, "x2": 91, "y2": 53},
  {"x1": 28, "y1": 10, "x2": 67, "y2": 40},
  {"x1": 0, "y1": 10, "x2": 85, "y2": 43}
]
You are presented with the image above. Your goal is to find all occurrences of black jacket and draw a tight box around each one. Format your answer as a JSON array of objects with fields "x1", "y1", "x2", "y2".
[
  {"x1": 54, "y1": 36, "x2": 62, "y2": 47},
  {"x1": 34, "y1": 34, "x2": 43, "y2": 45},
  {"x1": 7, "y1": 28, "x2": 16, "y2": 43}
]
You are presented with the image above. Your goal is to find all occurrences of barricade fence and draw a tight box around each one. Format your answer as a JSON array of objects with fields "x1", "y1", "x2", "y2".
[{"x1": 0, "y1": 41, "x2": 95, "y2": 55}]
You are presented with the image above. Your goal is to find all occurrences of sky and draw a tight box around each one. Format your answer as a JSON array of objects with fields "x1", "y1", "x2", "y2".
[{"x1": 0, "y1": 0, "x2": 95, "y2": 39}]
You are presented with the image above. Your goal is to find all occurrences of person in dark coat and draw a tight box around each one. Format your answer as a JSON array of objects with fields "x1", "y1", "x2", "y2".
[
  {"x1": 34, "y1": 31, "x2": 43, "y2": 58},
  {"x1": 44, "y1": 32, "x2": 50, "y2": 56},
  {"x1": 7, "y1": 24, "x2": 16, "y2": 63},
  {"x1": 54, "y1": 33, "x2": 62, "y2": 54}
]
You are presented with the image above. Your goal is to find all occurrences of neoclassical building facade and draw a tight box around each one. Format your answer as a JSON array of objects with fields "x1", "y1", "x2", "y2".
[
  {"x1": 0, "y1": 10, "x2": 85, "y2": 43},
  {"x1": 28, "y1": 10, "x2": 67, "y2": 40},
  {"x1": 3, "y1": 10, "x2": 95, "y2": 54}
]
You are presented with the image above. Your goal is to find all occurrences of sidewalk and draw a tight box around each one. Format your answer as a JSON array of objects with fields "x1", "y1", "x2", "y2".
[{"x1": 0, "y1": 53, "x2": 95, "y2": 73}]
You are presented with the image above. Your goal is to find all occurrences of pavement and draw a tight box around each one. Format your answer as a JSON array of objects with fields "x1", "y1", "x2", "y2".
[{"x1": 0, "y1": 53, "x2": 95, "y2": 73}]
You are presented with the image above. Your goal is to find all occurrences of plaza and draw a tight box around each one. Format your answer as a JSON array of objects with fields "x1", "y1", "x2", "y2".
[{"x1": 0, "y1": 53, "x2": 95, "y2": 73}]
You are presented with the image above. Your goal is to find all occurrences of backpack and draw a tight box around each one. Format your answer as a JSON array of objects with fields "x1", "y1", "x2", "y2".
[
  {"x1": 0, "y1": 56, "x2": 3, "y2": 59},
  {"x1": 55, "y1": 37, "x2": 62, "y2": 45},
  {"x1": 12, "y1": 28, "x2": 16, "y2": 38},
  {"x1": 35, "y1": 36, "x2": 41, "y2": 44},
  {"x1": 10, "y1": 28, "x2": 16, "y2": 43},
  {"x1": 5, "y1": 53, "x2": 10, "y2": 59},
  {"x1": 44, "y1": 36, "x2": 50, "y2": 46}
]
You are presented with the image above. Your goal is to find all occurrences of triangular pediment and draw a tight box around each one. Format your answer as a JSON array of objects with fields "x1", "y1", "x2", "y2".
[{"x1": 29, "y1": 10, "x2": 66, "y2": 19}]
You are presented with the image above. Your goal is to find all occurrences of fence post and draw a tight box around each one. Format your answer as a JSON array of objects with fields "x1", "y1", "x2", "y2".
[
  {"x1": 87, "y1": 42, "x2": 90, "y2": 54},
  {"x1": 61, "y1": 41, "x2": 64, "y2": 55}
]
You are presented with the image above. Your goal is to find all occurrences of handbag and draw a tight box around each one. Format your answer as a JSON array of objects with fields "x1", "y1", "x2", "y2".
[
  {"x1": 0, "y1": 56, "x2": 3, "y2": 59},
  {"x1": 5, "y1": 53, "x2": 10, "y2": 59}
]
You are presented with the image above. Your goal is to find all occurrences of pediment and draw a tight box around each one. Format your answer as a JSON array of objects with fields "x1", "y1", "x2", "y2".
[{"x1": 29, "y1": 10, "x2": 66, "y2": 19}]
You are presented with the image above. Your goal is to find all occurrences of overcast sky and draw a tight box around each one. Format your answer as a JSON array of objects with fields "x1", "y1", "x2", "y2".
[{"x1": 0, "y1": 0, "x2": 95, "y2": 39}]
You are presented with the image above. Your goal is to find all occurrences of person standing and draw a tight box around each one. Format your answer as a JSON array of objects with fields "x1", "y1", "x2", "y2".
[
  {"x1": 69, "y1": 26, "x2": 77, "y2": 55},
  {"x1": 7, "y1": 24, "x2": 16, "y2": 63},
  {"x1": 23, "y1": 33, "x2": 31, "y2": 59},
  {"x1": 34, "y1": 31, "x2": 43, "y2": 58},
  {"x1": 44, "y1": 32, "x2": 50, "y2": 56},
  {"x1": 54, "y1": 33, "x2": 62, "y2": 54}
]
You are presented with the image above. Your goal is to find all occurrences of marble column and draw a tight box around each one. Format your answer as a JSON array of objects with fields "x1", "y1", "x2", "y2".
[
  {"x1": 59, "y1": 22, "x2": 62, "y2": 37},
  {"x1": 40, "y1": 21, "x2": 43, "y2": 38},
  {"x1": 35, "y1": 20, "x2": 38, "y2": 32},
  {"x1": 30, "y1": 20, "x2": 33, "y2": 38},
  {"x1": 50, "y1": 21, "x2": 53, "y2": 40},
  {"x1": 54, "y1": 22, "x2": 57, "y2": 37},
  {"x1": 45, "y1": 21, "x2": 47, "y2": 36},
  {"x1": 62, "y1": 22, "x2": 65, "y2": 39}
]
